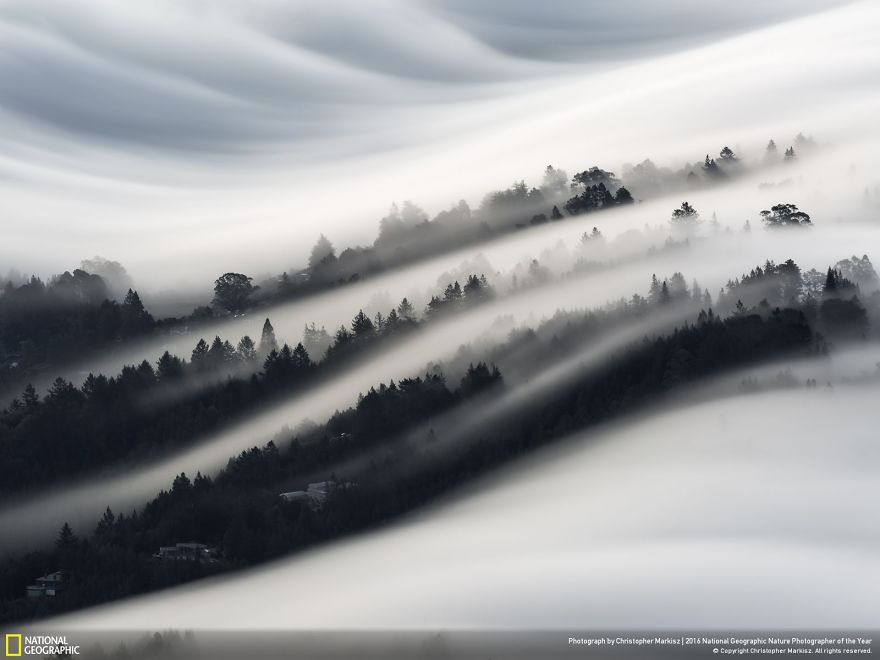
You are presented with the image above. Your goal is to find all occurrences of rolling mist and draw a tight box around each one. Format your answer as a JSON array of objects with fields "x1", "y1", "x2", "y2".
[{"x1": 1, "y1": 1, "x2": 879, "y2": 655}]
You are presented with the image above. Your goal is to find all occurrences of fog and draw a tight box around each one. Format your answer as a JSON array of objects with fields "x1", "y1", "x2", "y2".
[
  {"x1": 0, "y1": 286, "x2": 708, "y2": 551},
  {"x1": 1, "y1": 0, "x2": 876, "y2": 289},
  {"x1": 3, "y1": 0, "x2": 880, "y2": 639},
  {"x1": 6, "y1": 146, "x2": 880, "y2": 404},
  {"x1": 40, "y1": 383, "x2": 880, "y2": 631}
]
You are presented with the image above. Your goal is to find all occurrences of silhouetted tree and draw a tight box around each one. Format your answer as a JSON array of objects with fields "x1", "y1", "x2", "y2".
[
  {"x1": 351, "y1": 310, "x2": 374, "y2": 337},
  {"x1": 260, "y1": 318, "x2": 278, "y2": 356},
  {"x1": 670, "y1": 202, "x2": 700, "y2": 227},
  {"x1": 759, "y1": 204, "x2": 811, "y2": 228},
  {"x1": 397, "y1": 298, "x2": 415, "y2": 321},
  {"x1": 213, "y1": 273, "x2": 257, "y2": 313},
  {"x1": 308, "y1": 235, "x2": 336, "y2": 271}
]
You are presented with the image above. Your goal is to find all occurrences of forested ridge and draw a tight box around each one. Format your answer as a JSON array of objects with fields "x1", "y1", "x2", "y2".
[{"x1": 1, "y1": 255, "x2": 860, "y2": 622}]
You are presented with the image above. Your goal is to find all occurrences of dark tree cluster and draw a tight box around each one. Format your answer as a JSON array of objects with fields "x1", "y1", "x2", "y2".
[
  {"x1": 759, "y1": 203, "x2": 811, "y2": 228},
  {"x1": 715, "y1": 258, "x2": 869, "y2": 340},
  {"x1": 0, "y1": 271, "x2": 154, "y2": 388},
  {"x1": 0, "y1": 364, "x2": 503, "y2": 622},
  {"x1": 424, "y1": 274, "x2": 493, "y2": 318},
  {"x1": 563, "y1": 167, "x2": 633, "y2": 216}
]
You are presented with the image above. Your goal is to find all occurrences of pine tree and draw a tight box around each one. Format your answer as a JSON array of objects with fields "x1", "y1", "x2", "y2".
[
  {"x1": 648, "y1": 274, "x2": 661, "y2": 304},
  {"x1": 397, "y1": 298, "x2": 415, "y2": 320},
  {"x1": 191, "y1": 338, "x2": 209, "y2": 368},
  {"x1": 123, "y1": 289, "x2": 145, "y2": 313},
  {"x1": 260, "y1": 318, "x2": 278, "y2": 355},
  {"x1": 292, "y1": 343, "x2": 311, "y2": 370},
  {"x1": 351, "y1": 310, "x2": 375, "y2": 336},
  {"x1": 157, "y1": 351, "x2": 184, "y2": 379},
  {"x1": 22, "y1": 383, "x2": 39, "y2": 409}
]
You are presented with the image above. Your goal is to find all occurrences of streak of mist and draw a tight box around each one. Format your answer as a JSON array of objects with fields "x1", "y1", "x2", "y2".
[
  {"x1": 41, "y1": 383, "x2": 880, "y2": 631},
  {"x1": 4, "y1": 192, "x2": 880, "y2": 549},
  {"x1": 7, "y1": 146, "x2": 880, "y2": 404},
  {"x1": 0, "y1": 274, "x2": 714, "y2": 552}
]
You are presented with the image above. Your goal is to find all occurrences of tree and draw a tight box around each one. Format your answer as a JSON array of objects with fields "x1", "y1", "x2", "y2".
[
  {"x1": 123, "y1": 289, "x2": 144, "y2": 313},
  {"x1": 443, "y1": 281, "x2": 463, "y2": 304},
  {"x1": 260, "y1": 318, "x2": 278, "y2": 356},
  {"x1": 22, "y1": 383, "x2": 39, "y2": 409},
  {"x1": 541, "y1": 165, "x2": 568, "y2": 195},
  {"x1": 56, "y1": 522, "x2": 77, "y2": 551},
  {"x1": 778, "y1": 259, "x2": 803, "y2": 304},
  {"x1": 784, "y1": 146, "x2": 796, "y2": 162},
  {"x1": 459, "y1": 362, "x2": 502, "y2": 397},
  {"x1": 659, "y1": 281, "x2": 671, "y2": 305},
  {"x1": 614, "y1": 186, "x2": 634, "y2": 204},
  {"x1": 157, "y1": 351, "x2": 184, "y2": 379},
  {"x1": 670, "y1": 202, "x2": 700, "y2": 227},
  {"x1": 351, "y1": 310, "x2": 375, "y2": 337},
  {"x1": 648, "y1": 274, "x2": 661, "y2": 304},
  {"x1": 765, "y1": 139, "x2": 778, "y2": 161},
  {"x1": 550, "y1": 205, "x2": 564, "y2": 220},
  {"x1": 308, "y1": 235, "x2": 336, "y2": 271},
  {"x1": 571, "y1": 167, "x2": 620, "y2": 191},
  {"x1": 668, "y1": 272, "x2": 688, "y2": 300},
  {"x1": 759, "y1": 203, "x2": 811, "y2": 228},
  {"x1": 291, "y1": 343, "x2": 311, "y2": 371},
  {"x1": 302, "y1": 323, "x2": 332, "y2": 360},
  {"x1": 397, "y1": 298, "x2": 415, "y2": 321},
  {"x1": 702, "y1": 155, "x2": 723, "y2": 179},
  {"x1": 191, "y1": 338, "x2": 209, "y2": 369},
  {"x1": 237, "y1": 336, "x2": 257, "y2": 363},
  {"x1": 213, "y1": 273, "x2": 257, "y2": 313},
  {"x1": 719, "y1": 146, "x2": 737, "y2": 162},
  {"x1": 80, "y1": 256, "x2": 133, "y2": 299}
]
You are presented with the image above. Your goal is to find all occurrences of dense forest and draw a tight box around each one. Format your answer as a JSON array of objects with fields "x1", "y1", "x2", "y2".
[
  {"x1": 0, "y1": 247, "x2": 863, "y2": 622},
  {"x1": 0, "y1": 275, "x2": 494, "y2": 496}
]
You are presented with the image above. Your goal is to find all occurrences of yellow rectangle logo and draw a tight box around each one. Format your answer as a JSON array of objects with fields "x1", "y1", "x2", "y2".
[{"x1": 4, "y1": 633, "x2": 22, "y2": 657}]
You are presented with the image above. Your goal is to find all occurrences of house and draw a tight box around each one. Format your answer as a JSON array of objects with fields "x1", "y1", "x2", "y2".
[
  {"x1": 26, "y1": 571, "x2": 64, "y2": 598},
  {"x1": 153, "y1": 542, "x2": 217, "y2": 562}
]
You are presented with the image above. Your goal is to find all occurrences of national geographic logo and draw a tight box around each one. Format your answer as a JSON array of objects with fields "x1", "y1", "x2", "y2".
[
  {"x1": 4, "y1": 635, "x2": 20, "y2": 657},
  {"x1": 4, "y1": 634, "x2": 80, "y2": 656}
]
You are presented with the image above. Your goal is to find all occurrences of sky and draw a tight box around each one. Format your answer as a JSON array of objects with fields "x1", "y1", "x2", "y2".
[{"x1": 1, "y1": 0, "x2": 873, "y2": 295}]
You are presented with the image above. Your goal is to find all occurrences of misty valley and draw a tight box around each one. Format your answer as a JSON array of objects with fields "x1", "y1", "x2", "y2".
[
  {"x1": 0, "y1": 1, "x2": 879, "y2": 657},
  {"x1": 2, "y1": 140, "x2": 878, "y2": 627}
]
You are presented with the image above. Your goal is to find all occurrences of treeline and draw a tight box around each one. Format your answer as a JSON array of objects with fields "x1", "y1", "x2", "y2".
[
  {"x1": 247, "y1": 137, "x2": 806, "y2": 308},
  {"x1": 0, "y1": 364, "x2": 503, "y2": 622},
  {"x1": 0, "y1": 296, "x2": 821, "y2": 622},
  {"x1": 0, "y1": 274, "x2": 154, "y2": 388},
  {"x1": 0, "y1": 140, "x2": 817, "y2": 387},
  {"x1": 0, "y1": 277, "x2": 493, "y2": 496}
]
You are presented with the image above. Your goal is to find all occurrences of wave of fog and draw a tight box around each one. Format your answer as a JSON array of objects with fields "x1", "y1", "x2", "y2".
[
  {"x1": 0, "y1": 0, "x2": 876, "y2": 287},
  {"x1": 8, "y1": 142, "x2": 880, "y2": 405},
  {"x1": 0, "y1": 266, "x2": 724, "y2": 552},
  {"x1": 4, "y1": 161, "x2": 880, "y2": 547},
  {"x1": 41, "y1": 383, "x2": 880, "y2": 631}
]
